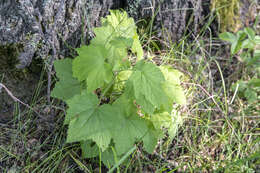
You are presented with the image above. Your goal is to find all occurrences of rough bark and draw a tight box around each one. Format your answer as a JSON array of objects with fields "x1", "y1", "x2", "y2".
[
  {"x1": 127, "y1": 0, "x2": 206, "y2": 42},
  {"x1": 0, "y1": 0, "x2": 210, "y2": 68},
  {"x1": 0, "y1": 0, "x2": 256, "y2": 68},
  {"x1": 0, "y1": 0, "x2": 123, "y2": 68},
  {"x1": 0, "y1": 0, "x2": 256, "y2": 119}
]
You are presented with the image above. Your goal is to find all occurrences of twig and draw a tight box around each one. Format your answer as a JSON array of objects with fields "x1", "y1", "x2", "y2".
[
  {"x1": 0, "y1": 83, "x2": 43, "y2": 118},
  {"x1": 183, "y1": 82, "x2": 224, "y2": 115}
]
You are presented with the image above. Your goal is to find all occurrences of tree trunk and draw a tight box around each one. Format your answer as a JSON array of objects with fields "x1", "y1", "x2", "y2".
[
  {"x1": 0, "y1": 0, "x2": 256, "y2": 120},
  {"x1": 1, "y1": 0, "x2": 255, "y2": 67},
  {"x1": 0, "y1": 0, "x2": 211, "y2": 68}
]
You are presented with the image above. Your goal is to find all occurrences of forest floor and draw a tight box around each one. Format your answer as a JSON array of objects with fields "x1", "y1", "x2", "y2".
[{"x1": 0, "y1": 15, "x2": 259, "y2": 173}]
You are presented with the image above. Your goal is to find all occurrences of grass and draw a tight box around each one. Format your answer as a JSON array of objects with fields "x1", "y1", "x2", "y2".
[{"x1": 0, "y1": 9, "x2": 259, "y2": 173}]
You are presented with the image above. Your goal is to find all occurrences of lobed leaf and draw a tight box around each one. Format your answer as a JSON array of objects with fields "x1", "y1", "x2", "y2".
[
  {"x1": 151, "y1": 111, "x2": 183, "y2": 140},
  {"x1": 111, "y1": 95, "x2": 146, "y2": 154},
  {"x1": 51, "y1": 59, "x2": 81, "y2": 101},
  {"x1": 125, "y1": 60, "x2": 168, "y2": 114},
  {"x1": 66, "y1": 92, "x2": 121, "y2": 151},
  {"x1": 65, "y1": 92, "x2": 98, "y2": 124},
  {"x1": 103, "y1": 10, "x2": 143, "y2": 60},
  {"x1": 51, "y1": 10, "x2": 186, "y2": 166},
  {"x1": 73, "y1": 45, "x2": 113, "y2": 92},
  {"x1": 108, "y1": 37, "x2": 132, "y2": 71},
  {"x1": 160, "y1": 66, "x2": 186, "y2": 105},
  {"x1": 142, "y1": 121, "x2": 161, "y2": 153},
  {"x1": 81, "y1": 140, "x2": 99, "y2": 158},
  {"x1": 112, "y1": 95, "x2": 161, "y2": 154}
]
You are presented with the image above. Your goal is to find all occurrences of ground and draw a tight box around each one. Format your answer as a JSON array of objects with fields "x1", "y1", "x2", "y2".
[{"x1": 0, "y1": 8, "x2": 259, "y2": 173}]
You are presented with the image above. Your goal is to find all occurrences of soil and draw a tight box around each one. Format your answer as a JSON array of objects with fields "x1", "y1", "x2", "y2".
[{"x1": 0, "y1": 45, "x2": 43, "y2": 123}]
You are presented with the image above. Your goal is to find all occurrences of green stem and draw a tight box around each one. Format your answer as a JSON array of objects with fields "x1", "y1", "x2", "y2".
[
  {"x1": 99, "y1": 76, "x2": 116, "y2": 104},
  {"x1": 108, "y1": 146, "x2": 137, "y2": 173}
]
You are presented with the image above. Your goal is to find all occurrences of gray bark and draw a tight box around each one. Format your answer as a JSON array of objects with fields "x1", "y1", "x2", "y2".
[
  {"x1": 0, "y1": 0, "x2": 256, "y2": 120},
  {"x1": 0, "y1": 0, "x2": 122, "y2": 68},
  {"x1": 0, "y1": 0, "x2": 208, "y2": 68},
  {"x1": 127, "y1": 0, "x2": 205, "y2": 42},
  {"x1": 0, "y1": 0, "x2": 256, "y2": 68}
]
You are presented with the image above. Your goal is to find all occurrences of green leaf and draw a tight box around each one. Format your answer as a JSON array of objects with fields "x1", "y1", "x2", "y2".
[
  {"x1": 113, "y1": 94, "x2": 136, "y2": 117},
  {"x1": 113, "y1": 70, "x2": 132, "y2": 93},
  {"x1": 136, "y1": 94, "x2": 155, "y2": 114},
  {"x1": 73, "y1": 45, "x2": 113, "y2": 92},
  {"x1": 244, "y1": 88, "x2": 257, "y2": 103},
  {"x1": 111, "y1": 95, "x2": 147, "y2": 155},
  {"x1": 101, "y1": 148, "x2": 115, "y2": 168},
  {"x1": 112, "y1": 114, "x2": 147, "y2": 155},
  {"x1": 160, "y1": 66, "x2": 186, "y2": 105},
  {"x1": 111, "y1": 95, "x2": 162, "y2": 154},
  {"x1": 248, "y1": 78, "x2": 260, "y2": 87},
  {"x1": 65, "y1": 92, "x2": 98, "y2": 124},
  {"x1": 253, "y1": 50, "x2": 260, "y2": 59},
  {"x1": 236, "y1": 30, "x2": 247, "y2": 41},
  {"x1": 231, "y1": 40, "x2": 238, "y2": 55},
  {"x1": 219, "y1": 31, "x2": 247, "y2": 55},
  {"x1": 108, "y1": 37, "x2": 132, "y2": 70},
  {"x1": 167, "y1": 110, "x2": 183, "y2": 140},
  {"x1": 231, "y1": 31, "x2": 247, "y2": 54},
  {"x1": 103, "y1": 10, "x2": 143, "y2": 60},
  {"x1": 81, "y1": 140, "x2": 99, "y2": 158},
  {"x1": 151, "y1": 112, "x2": 172, "y2": 130},
  {"x1": 91, "y1": 24, "x2": 115, "y2": 46},
  {"x1": 244, "y1": 27, "x2": 255, "y2": 41},
  {"x1": 164, "y1": 85, "x2": 186, "y2": 105},
  {"x1": 151, "y1": 111, "x2": 182, "y2": 140},
  {"x1": 125, "y1": 60, "x2": 168, "y2": 114},
  {"x1": 66, "y1": 93, "x2": 121, "y2": 151},
  {"x1": 117, "y1": 70, "x2": 132, "y2": 82},
  {"x1": 110, "y1": 37, "x2": 133, "y2": 48},
  {"x1": 142, "y1": 121, "x2": 161, "y2": 153},
  {"x1": 254, "y1": 36, "x2": 260, "y2": 44},
  {"x1": 82, "y1": 142, "x2": 126, "y2": 168},
  {"x1": 132, "y1": 32, "x2": 144, "y2": 60},
  {"x1": 219, "y1": 32, "x2": 237, "y2": 43},
  {"x1": 54, "y1": 10, "x2": 185, "y2": 167},
  {"x1": 101, "y1": 147, "x2": 123, "y2": 169},
  {"x1": 247, "y1": 56, "x2": 260, "y2": 66},
  {"x1": 104, "y1": 10, "x2": 136, "y2": 38},
  {"x1": 92, "y1": 26, "x2": 132, "y2": 71},
  {"x1": 160, "y1": 66, "x2": 182, "y2": 84},
  {"x1": 51, "y1": 59, "x2": 81, "y2": 101},
  {"x1": 241, "y1": 39, "x2": 255, "y2": 49}
]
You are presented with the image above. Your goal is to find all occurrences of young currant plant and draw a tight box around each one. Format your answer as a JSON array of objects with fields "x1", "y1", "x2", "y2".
[
  {"x1": 51, "y1": 10, "x2": 186, "y2": 167},
  {"x1": 219, "y1": 27, "x2": 260, "y2": 103}
]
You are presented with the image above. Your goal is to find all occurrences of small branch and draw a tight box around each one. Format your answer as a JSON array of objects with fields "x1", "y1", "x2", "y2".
[
  {"x1": 183, "y1": 82, "x2": 224, "y2": 115},
  {"x1": 0, "y1": 83, "x2": 43, "y2": 118}
]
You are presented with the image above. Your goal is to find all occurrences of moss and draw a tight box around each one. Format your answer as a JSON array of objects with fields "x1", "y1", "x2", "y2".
[
  {"x1": 0, "y1": 44, "x2": 43, "y2": 118},
  {"x1": 126, "y1": 0, "x2": 141, "y2": 17},
  {"x1": 211, "y1": 0, "x2": 242, "y2": 32},
  {"x1": 0, "y1": 44, "x2": 31, "y2": 80},
  {"x1": 0, "y1": 44, "x2": 20, "y2": 69}
]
